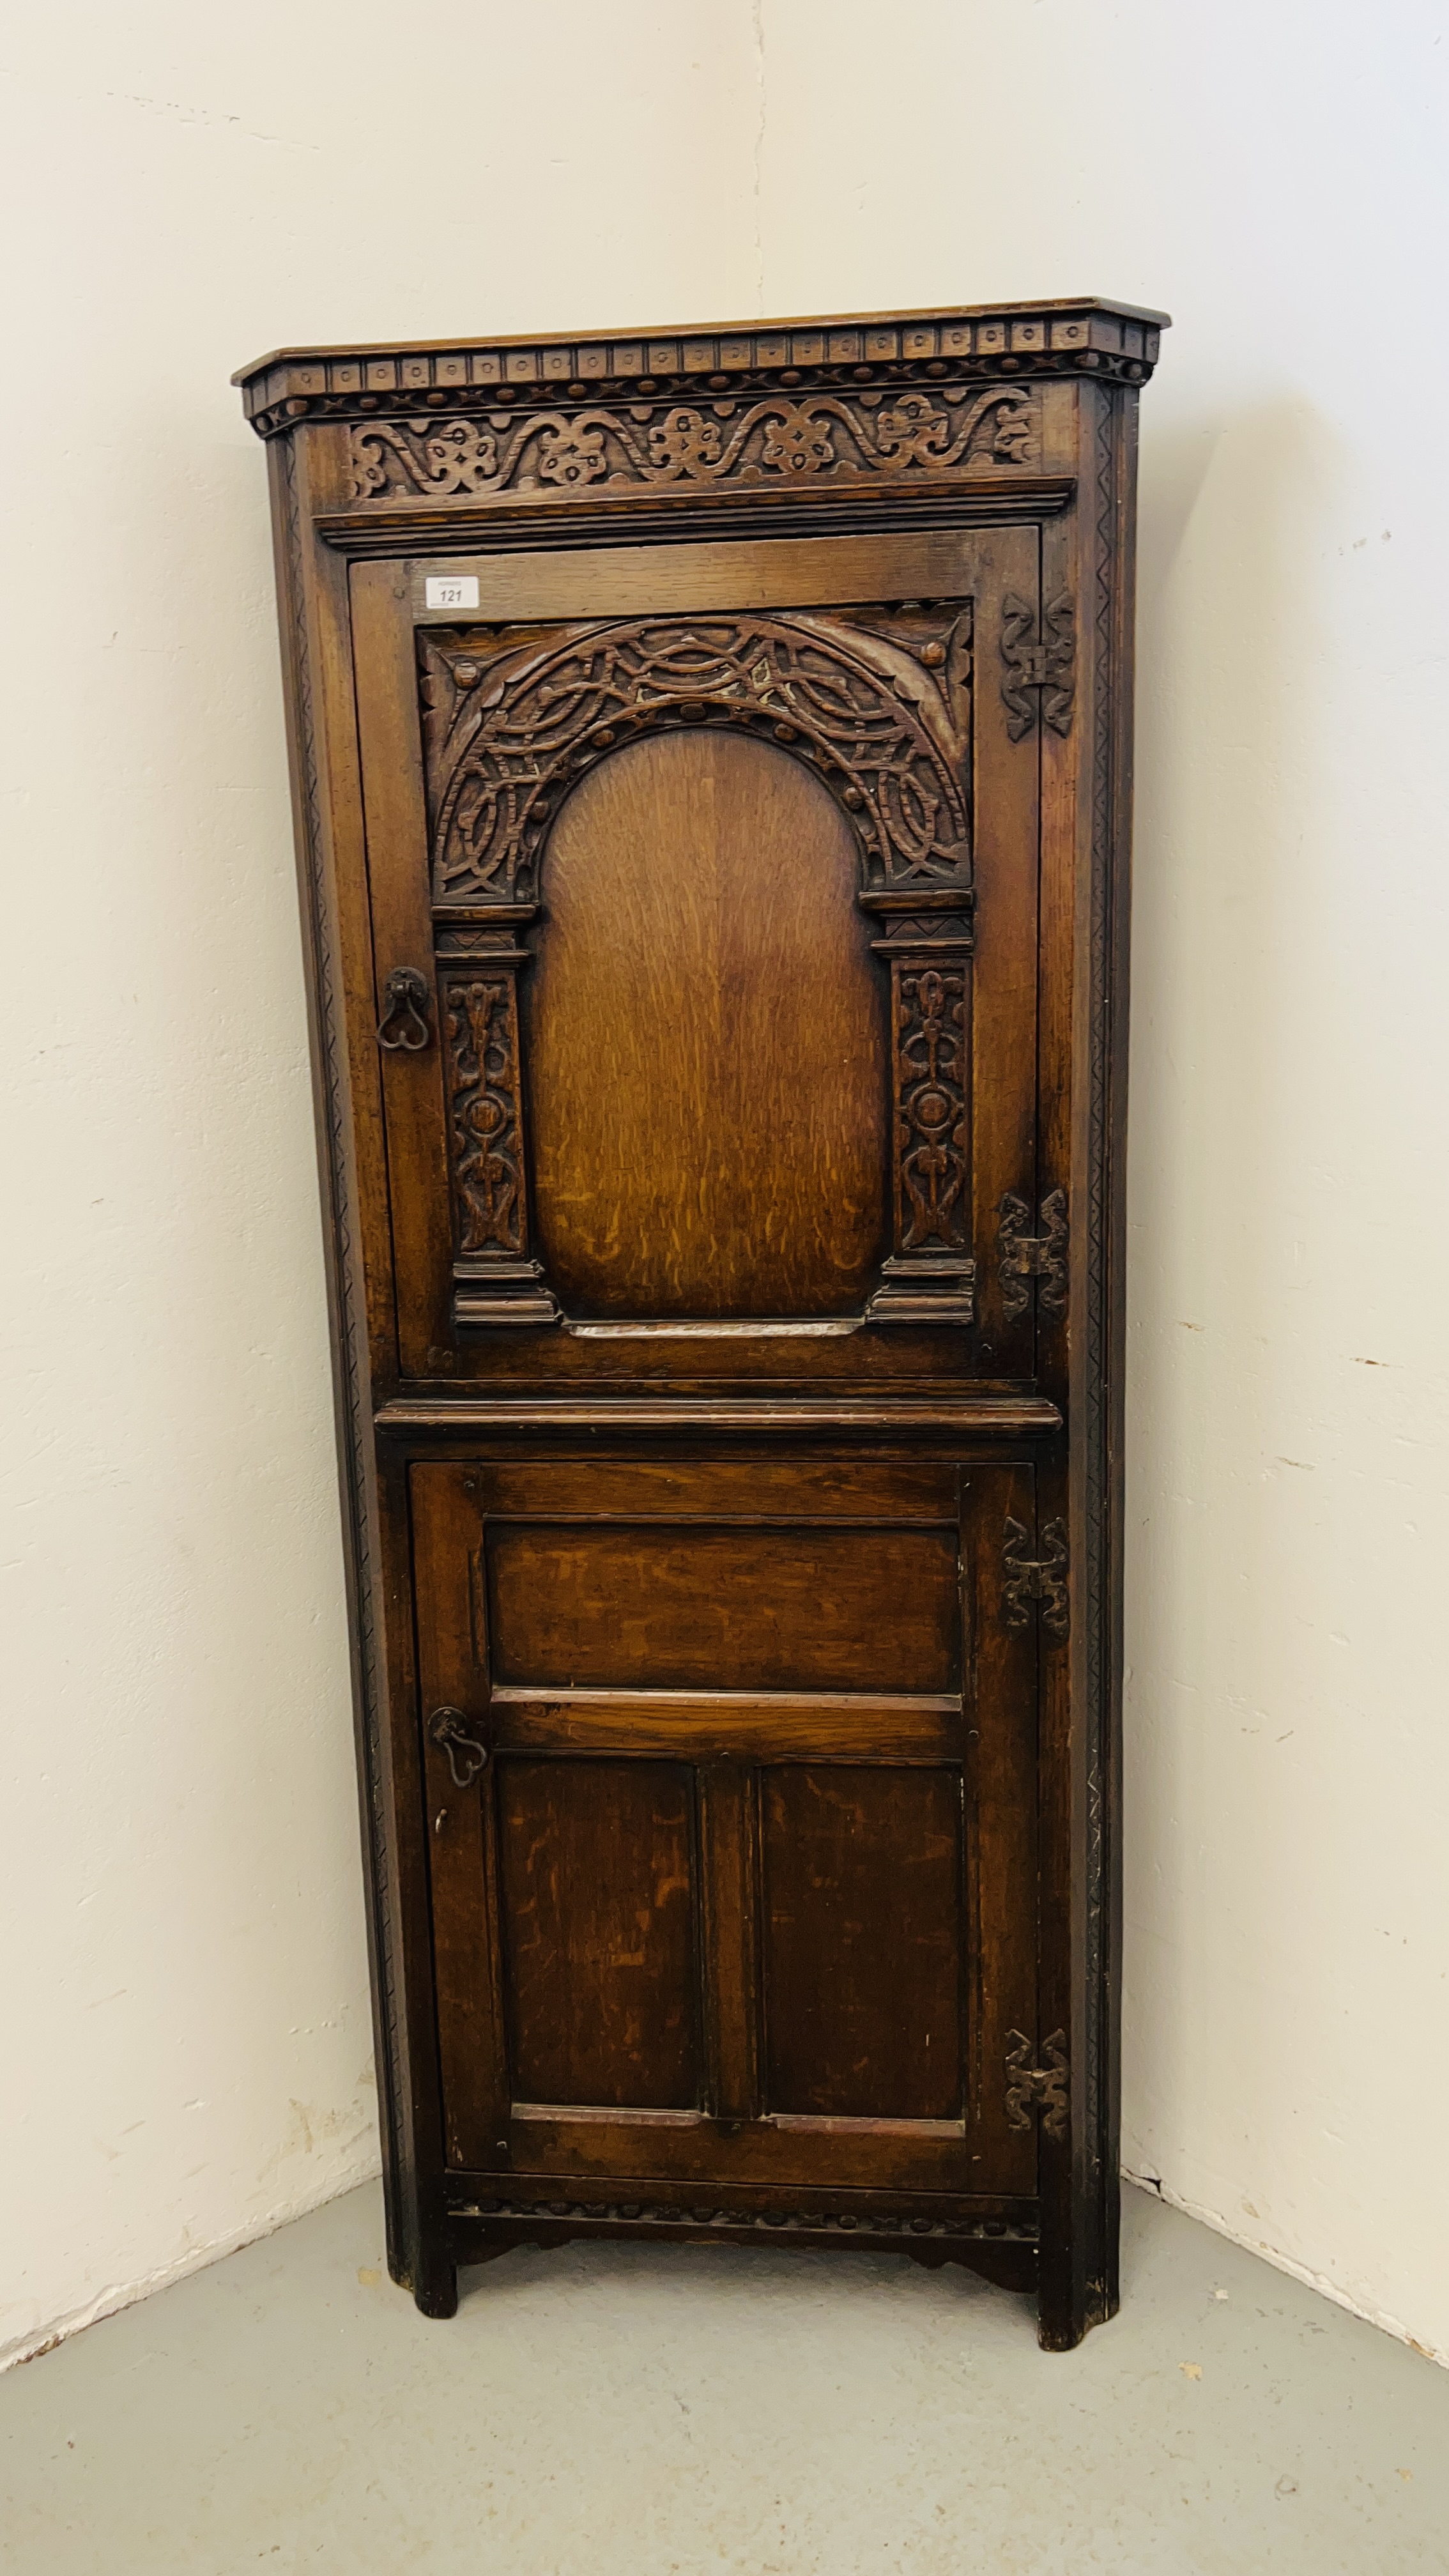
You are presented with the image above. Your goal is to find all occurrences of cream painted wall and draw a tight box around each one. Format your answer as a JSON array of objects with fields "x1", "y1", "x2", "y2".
[
  {"x1": 3, "y1": 1, "x2": 1446, "y2": 2365},
  {"x1": 0, "y1": 1, "x2": 765, "y2": 2370}
]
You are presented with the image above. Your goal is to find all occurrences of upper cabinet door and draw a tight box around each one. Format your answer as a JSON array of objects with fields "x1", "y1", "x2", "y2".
[{"x1": 351, "y1": 528, "x2": 1044, "y2": 1389}]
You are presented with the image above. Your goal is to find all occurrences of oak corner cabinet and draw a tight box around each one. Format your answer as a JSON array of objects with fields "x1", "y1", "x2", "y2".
[{"x1": 236, "y1": 296, "x2": 1166, "y2": 2349}]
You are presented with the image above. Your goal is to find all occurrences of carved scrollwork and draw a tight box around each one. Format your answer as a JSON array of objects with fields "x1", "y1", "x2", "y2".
[
  {"x1": 443, "y1": 976, "x2": 526, "y2": 1255},
  {"x1": 348, "y1": 385, "x2": 1036, "y2": 502},
  {"x1": 420, "y1": 610, "x2": 974, "y2": 905}
]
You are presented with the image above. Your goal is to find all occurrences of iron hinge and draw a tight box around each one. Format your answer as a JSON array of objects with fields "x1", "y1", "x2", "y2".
[
  {"x1": 997, "y1": 1189, "x2": 1068, "y2": 1320},
  {"x1": 1000, "y1": 593, "x2": 1075, "y2": 739},
  {"x1": 1004, "y1": 2030, "x2": 1070, "y2": 2142},
  {"x1": 1002, "y1": 1517, "x2": 1070, "y2": 1641}
]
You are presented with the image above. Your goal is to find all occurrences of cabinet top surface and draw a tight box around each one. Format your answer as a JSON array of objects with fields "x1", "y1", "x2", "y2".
[{"x1": 233, "y1": 296, "x2": 1170, "y2": 424}]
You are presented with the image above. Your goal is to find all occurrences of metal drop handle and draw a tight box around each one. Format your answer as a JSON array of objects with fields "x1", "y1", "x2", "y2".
[
  {"x1": 429, "y1": 1707, "x2": 488, "y2": 1788},
  {"x1": 376, "y1": 968, "x2": 432, "y2": 1052}
]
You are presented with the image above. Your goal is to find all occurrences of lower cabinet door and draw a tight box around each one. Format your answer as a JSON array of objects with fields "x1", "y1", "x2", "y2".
[{"x1": 411, "y1": 1455, "x2": 1040, "y2": 2200}]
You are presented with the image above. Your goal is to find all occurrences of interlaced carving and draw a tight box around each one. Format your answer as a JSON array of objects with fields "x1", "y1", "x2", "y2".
[
  {"x1": 422, "y1": 611, "x2": 972, "y2": 905},
  {"x1": 349, "y1": 386, "x2": 1036, "y2": 500},
  {"x1": 443, "y1": 976, "x2": 525, "y2": 1254},
  {"x1": 895, "y1": 967, "x2": 969, "y2": 1250}
]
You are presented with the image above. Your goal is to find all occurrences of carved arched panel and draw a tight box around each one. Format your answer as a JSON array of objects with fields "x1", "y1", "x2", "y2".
[
  {"x1": 418, "y1": 606, "x2": 973, "y2": 901},
  {"x1": 422, "y1": 606, "x2": 978, "y2": 1333}
]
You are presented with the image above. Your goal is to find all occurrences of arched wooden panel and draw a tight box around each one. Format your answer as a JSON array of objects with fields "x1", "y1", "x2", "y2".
[{"x1": 527, "y1": 729, "x2": 887, "y2": 1318}]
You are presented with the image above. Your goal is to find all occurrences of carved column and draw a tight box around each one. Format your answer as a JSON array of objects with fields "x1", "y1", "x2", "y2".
[
  {"x1": 437, "y1": 917, "x2": 560, "y2": 1328},
  {"x1": 861, "y1": 889, "x2": 976, "y2": 1326}
]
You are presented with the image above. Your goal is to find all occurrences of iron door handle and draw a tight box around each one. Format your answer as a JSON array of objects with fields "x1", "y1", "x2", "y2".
[
  {"x1": 376, "y1": 968, "x2": 432, "y2": 1052},
  {"x1": 429, "y1": 1707, "x2": 489, "y2": 1788}
]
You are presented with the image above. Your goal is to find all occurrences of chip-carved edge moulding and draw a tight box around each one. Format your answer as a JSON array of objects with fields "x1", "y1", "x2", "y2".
[{"x1": 234, "y1": 295, "x2": 1168, "y2": 2351}]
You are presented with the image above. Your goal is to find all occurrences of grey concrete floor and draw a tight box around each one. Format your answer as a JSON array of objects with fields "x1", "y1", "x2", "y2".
[{"x1": 3, "y1": 2182, "x2": 1446, "y2": 2573}]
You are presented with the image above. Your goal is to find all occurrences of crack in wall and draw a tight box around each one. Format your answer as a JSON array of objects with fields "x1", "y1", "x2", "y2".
[{"x1": 750, "y1": 0, "x2": 767, "y2": 304}]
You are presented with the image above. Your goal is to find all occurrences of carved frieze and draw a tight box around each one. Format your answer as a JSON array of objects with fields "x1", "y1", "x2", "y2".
[
  {"x1": 347, "y1": 386, "x2": 1036, "y2": 501},
  {"x1": 419, "y1": 608, "x2": 974, "y2": 905}
]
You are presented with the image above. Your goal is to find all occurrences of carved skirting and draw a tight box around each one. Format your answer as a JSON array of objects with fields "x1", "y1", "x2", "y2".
[{"x1": 448, "y1": 2195, "x2": 1039, "y2": 2246}]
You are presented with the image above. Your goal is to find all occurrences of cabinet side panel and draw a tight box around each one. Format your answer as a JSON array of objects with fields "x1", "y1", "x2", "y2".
[
  {"x1": 1100, "y1": 385, "x2": 1141, "y2": 2324},
  {"x1": 268, "y1": 429, "x2": 431, "y2": 2292}
]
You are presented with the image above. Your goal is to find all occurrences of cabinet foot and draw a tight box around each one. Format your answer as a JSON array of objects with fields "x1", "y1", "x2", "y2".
[{"x1": 413, "y1": 2253, "x2": 458, "y2": 2320}]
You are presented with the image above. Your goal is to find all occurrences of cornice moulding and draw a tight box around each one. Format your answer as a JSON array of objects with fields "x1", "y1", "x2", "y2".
[{"x1": 234, "y1": 298, "x2": 1170, "y2": 437}]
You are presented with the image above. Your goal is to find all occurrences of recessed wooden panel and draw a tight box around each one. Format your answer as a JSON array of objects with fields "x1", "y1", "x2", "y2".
[
  {"x1": 486, "y1": 1521, "x2": 960, "y2": 1693},
  {"x1": 761, "y1": 1766, "x2": 963, "y2": 2120},
  {"x1": 496, "y1": 1758, "x2": 698, "y2": 2110},
  {"x1": 527, "y1": 730, "x2": 887, "y2": 1317}
]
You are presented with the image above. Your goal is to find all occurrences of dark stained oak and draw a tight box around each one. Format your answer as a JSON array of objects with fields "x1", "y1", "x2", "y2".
[
  {"x1": 486, "y1": 1519, "x2": 960, "y2": 1694},
  {"x1": 239, "y1": 298, "x2": 1162, "y2": 2345},
  {"x1": 760, "y1": 1765, "x2": 963, "y2": 2121},
  {"x1": 495, "y1": 1758, "x2": 698, "y2": 2111}
]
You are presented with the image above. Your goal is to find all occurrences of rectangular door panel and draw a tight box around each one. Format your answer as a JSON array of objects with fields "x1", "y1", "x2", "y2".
[
  {"x1": 760, "y1": 1766, "x2": 963, "y2": 2121},
  {"x1": 496, "y1": 1757, "x2": 698, "y2": 2111},
  {"x1": 487, "y1": 1521, "x2": 960, "y2": 1694}
]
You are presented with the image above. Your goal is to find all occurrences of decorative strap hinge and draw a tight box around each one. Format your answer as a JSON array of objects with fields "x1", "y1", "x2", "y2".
[
  {"x1": 1000, "y1": 593, "x2": 1075, "y2": 740},
  {"x1": 997, "y1": 1189, "x2": 1068, "y2": 1320},
  {"x1": 1002, "y1": 1517, "x2": 1070, "y2": 1641},
  {"x1": 1004, "y1": 2030, "x2": 1070, "y2": 2142}
]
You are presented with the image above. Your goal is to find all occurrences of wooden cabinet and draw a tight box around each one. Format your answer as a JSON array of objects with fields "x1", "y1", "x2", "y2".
[{"x1": 235, "y1": 297, "x2": 1166, "y2": 2347}]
